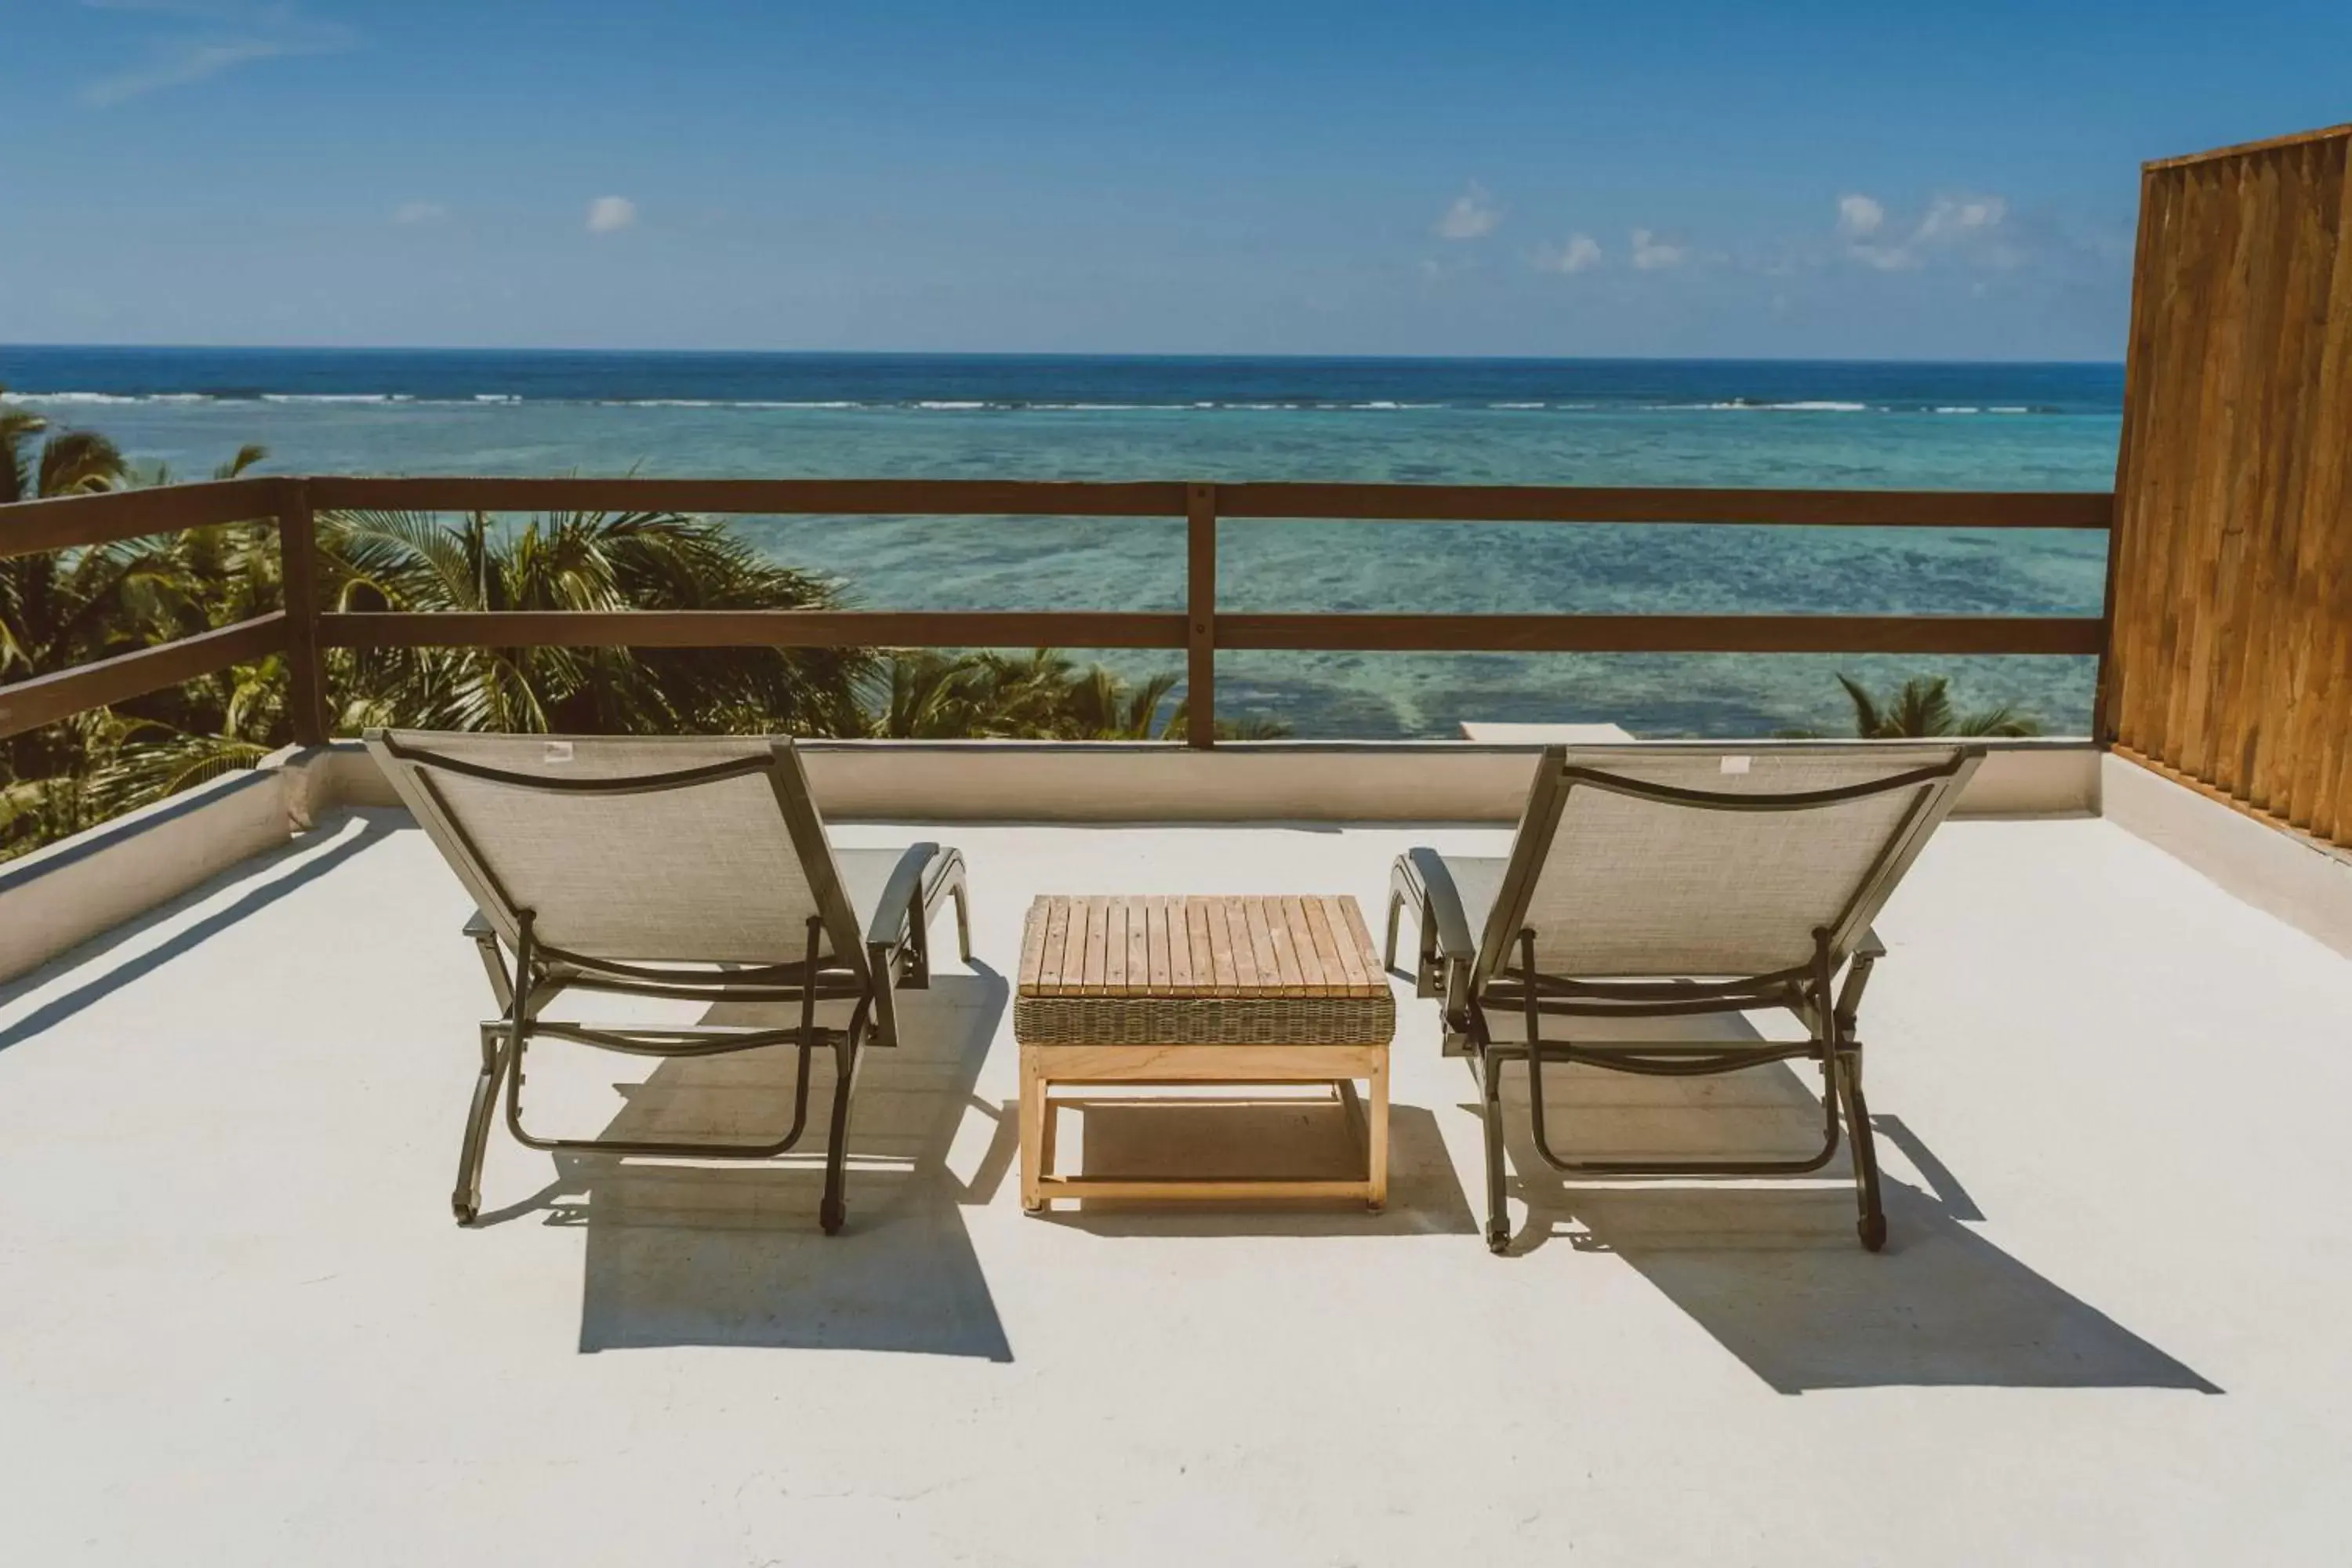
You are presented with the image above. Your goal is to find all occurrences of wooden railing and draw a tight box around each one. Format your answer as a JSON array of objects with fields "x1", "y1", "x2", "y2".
[{"x1": 1, "y1": 476, "x2": 2114, "y2": 752}]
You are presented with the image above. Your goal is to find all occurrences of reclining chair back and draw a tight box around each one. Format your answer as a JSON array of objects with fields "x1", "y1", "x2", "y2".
[
  {"x1": 366, "y1": 731, "x2": 864, "y2": 975},
  {"x1": 1477, "y1": 743, "x2": 1983, "y2": 988}
]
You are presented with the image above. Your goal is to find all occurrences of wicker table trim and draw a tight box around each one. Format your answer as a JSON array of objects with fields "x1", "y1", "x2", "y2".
[{"x1": 1014, "y1": 993, "x2": 1396, "y2": 1047}]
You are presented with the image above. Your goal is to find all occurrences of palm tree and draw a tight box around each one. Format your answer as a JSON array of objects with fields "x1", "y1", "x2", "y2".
[
  {"x1": 1058, "y1": 666, "x2": 1181, "y2": 739},
  {"x1": 315, "y1": 506, "x2": 873, "y2": 736},
  {"x1": 1835, "y1": 673, "x2": 2040, "y2": 739},
  {"x1": 2, "y1": 389, "x2": 130, "y2": 504},
  {"x1": 858, "y1": 649, "x2": 1291, "y2": 741}
]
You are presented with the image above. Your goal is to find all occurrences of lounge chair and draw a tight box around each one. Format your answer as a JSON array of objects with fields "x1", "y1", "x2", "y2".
[
  {"x1": 1385, "y1": 742, "x2": 1983, "y2": 1254},
  {"x1": 365, "y1": 730, "x2": 971, "y2": 1232}
]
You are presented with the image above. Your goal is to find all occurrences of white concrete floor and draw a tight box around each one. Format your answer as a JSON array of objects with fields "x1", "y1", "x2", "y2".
[{"x1": 2, "y1": 809, "x2": 2350, "y2": 1565}]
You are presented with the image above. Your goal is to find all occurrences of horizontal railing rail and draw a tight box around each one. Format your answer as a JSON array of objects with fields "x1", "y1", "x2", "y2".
[
  {"x1": 0, "y1": 475, "x2": 2117, "y2": 750},
  {"x1": 305, "y1": 475, "x2": 2114, "y2": 528},
  {"x1": 0, "y1": 477, "x2": 283, "y2": 561},
  {"x1": 0, "y1": 613, "x2": 289, "y2": 738}
]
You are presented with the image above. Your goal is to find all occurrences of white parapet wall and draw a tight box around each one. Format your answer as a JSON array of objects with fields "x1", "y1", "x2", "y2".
[
  {"x1": 0, "y1": 735, "x2": 2103, "y2": 985},
  {"x1": 0, "y1": 760, "x2": 304, "y2": 982},
  {"x1": 303, "y1": 735, "x2": 2102, "y2": 823},
  {"x1": 2100, "y1": 752, "x2": 2352, "y2": 960}
]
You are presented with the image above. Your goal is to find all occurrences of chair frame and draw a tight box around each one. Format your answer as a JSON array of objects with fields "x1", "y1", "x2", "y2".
[
  {"x1": 1386, "y1": 745, "x2": 1980, "y2": 1255},
  {"x1": 369, "y1": 732, "x2": 970, "y2": 1233}
]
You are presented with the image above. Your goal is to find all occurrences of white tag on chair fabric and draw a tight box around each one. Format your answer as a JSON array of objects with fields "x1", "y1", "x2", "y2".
[
  {"x1": 543, "y1": 741, "x2": 574, "y2": 764},
  {"x1": 1720, "y1": 754, "x2": 1751, "y2": 775}
]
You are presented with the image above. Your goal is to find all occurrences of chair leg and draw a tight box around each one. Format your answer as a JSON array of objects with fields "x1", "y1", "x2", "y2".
[
  {"x1": 1018, "y1": 1048, "x2": 1047, "y2": 1213},
  {"x1": 453, "y1": 1025, "x2": 508, "y2": 1225},
  {"x1": 950, "y1": 880, "x2": 973, "y2": 964},
  {"x1": 1480, "y1": 1047, "x2": 1510, "y2": 1255},
  {"x1": 1383, "y1": 889, "x2": 1403, "y2": 971},
  {"x1": 818, "y1": 1036, "x2": 857, "y2": 1236},
  {"x1": 1838, "y1": 1048, "x2": 1887, "y2": 1252}
]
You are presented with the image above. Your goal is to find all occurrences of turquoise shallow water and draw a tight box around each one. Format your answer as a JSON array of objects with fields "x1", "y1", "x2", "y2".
[{"x1": 1, "y1": 349, "x2": 2121, "y2": 737}]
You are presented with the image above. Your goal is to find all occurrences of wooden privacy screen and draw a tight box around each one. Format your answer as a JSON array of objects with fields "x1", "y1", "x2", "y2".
[{"x1": 2108, "y1": 125, "x2": 2352, "y2": 848}]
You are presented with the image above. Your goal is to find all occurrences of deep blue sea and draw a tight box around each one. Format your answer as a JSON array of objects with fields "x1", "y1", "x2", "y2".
[{"x1": 0, "y1": 346, "x2": 2122, "y2": 738}]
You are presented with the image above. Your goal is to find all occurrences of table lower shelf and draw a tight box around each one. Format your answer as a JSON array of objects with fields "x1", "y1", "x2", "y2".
[{"x1": 1018, "y1": 1041, "x2": 1390, "y2": 1212}]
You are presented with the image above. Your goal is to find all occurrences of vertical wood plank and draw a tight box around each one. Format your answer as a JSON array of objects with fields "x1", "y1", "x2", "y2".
[
  {"x1": 1058, "y1": 895, "x2": 1087, "y2": 992},
  {"x1": 1336, "y1": 898, "x2": 1383, "y2": 992},
  {"x1": 1124, "y1": 898, "x2": 1150, "y2": 993},
  {"x1": 1082, "y1": 897, "x2": 1109, "y2": 995},
  {"x1": 1019, "y1": 900, "x2": 1052, "y2": 995},
  {"x1": 1203, "y1": 898, "x2": 1236, "y2": 996},
  {"x1": 1281, "y1": 897, "x2": 1330, "y2": 995},
  {"x1": 1167, "y1": 898, "x2": 1195, "y2": 991},
  {"x1": 1313, "y1": 896, "x2": 1367, "y2": 992},
  {"x1": 276, "y1": 477, "x2": 328, "y2": 747},
  {"x1": 1185, "y1": 482, "x2": 1217, "y2": 749},
  {"x1": 1247, "y1": 898, "x2": 1294, "y2": 995},
  {"x1": 1105, "y1": 899, "x2": 1131, "y2": 995},
  {"x1": 1227, "y1": 898, "x2": 1265, "y2": 990}
]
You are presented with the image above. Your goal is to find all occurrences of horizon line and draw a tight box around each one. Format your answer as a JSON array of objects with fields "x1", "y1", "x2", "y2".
[{"x1": 0, "y1": 342, "x2": 2127, "y2": 368}]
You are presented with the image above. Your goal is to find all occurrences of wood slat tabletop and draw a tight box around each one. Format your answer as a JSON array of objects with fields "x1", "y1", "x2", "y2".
[{"x1": 1018, "y1": 895, "x2": 1386, "y2": 999}]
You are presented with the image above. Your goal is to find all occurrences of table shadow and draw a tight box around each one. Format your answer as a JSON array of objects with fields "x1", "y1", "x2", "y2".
[{"x1": 1029, "y1": 1091, "x2": 1477, "y2": 1238}]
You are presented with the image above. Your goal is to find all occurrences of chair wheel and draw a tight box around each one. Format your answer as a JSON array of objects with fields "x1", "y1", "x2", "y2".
[
  {"x1": 820, "y1": 1197, "x2": 846, "y2": 1236},
  {"x1": 1486, "y1": 1225, "x2": 1510, "y2": 1256},
  {"x1": 1858, "y1": 1214, "x2": 1887, "y2": 1252}
]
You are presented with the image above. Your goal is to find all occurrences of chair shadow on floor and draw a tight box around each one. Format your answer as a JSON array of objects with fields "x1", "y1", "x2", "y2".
[
  {"x1": 1026, "y1": 1091, "x2": 1478, "y2": 1238},
  {"x1": 477, "y1": 966, "x2": 1017, "y2": 1359},
  {"x1": 1480, "y1": 1047, "x2": 2219, "y2": 1393}
]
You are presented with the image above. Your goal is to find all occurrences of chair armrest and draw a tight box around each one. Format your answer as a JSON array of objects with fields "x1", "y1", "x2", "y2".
[
  {"x1": 462, "y1": 908, "x2": 514, "y2": 1012},
  {"x1": 862, "y1": 843, "x2": 942, "y2": 1051},
  {"x1": 1403, "y1": 848, "x2": 1479, "y2": 964},
  {"x1": 1397, "y1": 848, "x2": 1483, "y2": 1034},
  {"x1": 1836, "y1": 924, "x2": 1886, "y2": 1036},
  {"x1": 862, "y1": 842, "x2": 941, "y2": 953}
]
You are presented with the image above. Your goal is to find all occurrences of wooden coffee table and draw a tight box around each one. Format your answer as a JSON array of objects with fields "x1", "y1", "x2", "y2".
[{"x1": 1014, "y1": 895, "x2": 1396, "y2": 1211}]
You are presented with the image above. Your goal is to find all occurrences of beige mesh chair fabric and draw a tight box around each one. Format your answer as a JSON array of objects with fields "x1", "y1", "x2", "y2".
[
  {"x1": 368, "y1": 733, "x2": 855, "y2": 968},
  {"x1": 1483, "y1": 745, "x2": 1970, "y2": 982}
]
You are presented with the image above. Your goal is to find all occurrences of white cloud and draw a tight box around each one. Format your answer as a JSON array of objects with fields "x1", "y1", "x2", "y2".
[
  {"x1": 1836, "y1": 194, "x2": 1885, "y2": 239},
  {"x1": 1629, "y1": 228, "x2": 1686, "y2": 270},
  {"x1": 586, "y1": 196, "x2": 638, "y2": 234},
  {"x1": 1916, "y1": 194, "x2": 2007, "y2": 241},
  {"x1": 392, "y1": 201, "x2": 448, "y2": 226},
  {"x1": 1435, "y1": 183, "x2": 1501, "y2": 241},
  {"x1": 1840, "y1": 192, "x2": 2010, "y2": 271},
  {"x1": 78, "y1": 2, "x2": 356, "y2": 107},
  {"x1": 1534, "y1": 234, "x2": 1603, "y2": 274}
]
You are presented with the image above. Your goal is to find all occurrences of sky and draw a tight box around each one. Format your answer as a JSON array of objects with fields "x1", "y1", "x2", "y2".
[{"x1": 4, "y1": 0, "x2": 2349, "y2": 361}]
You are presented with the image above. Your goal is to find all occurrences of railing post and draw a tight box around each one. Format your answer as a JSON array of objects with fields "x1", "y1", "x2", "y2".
[
  {"x1": 1185, "y1": 483, "x2": 1217, "y2": 748},
  {"x1": 277, "y1": 477, "x2": 328, "y2": 747}
]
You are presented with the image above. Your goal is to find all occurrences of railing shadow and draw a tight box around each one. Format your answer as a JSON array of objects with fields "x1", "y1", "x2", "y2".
[
  {"x1": 1483, "y1": 1035, "x2": 2219, "y2": 1394},
  {"x1": 0, "y1": 811, "x2": 395, "y2": 1055},
  {"x1": 481, "y1": 967, "x2": 1014, "y2": 1359}
]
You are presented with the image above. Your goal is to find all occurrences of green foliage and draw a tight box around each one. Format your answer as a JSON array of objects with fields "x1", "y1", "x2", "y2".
[
  {"x1": 1835, "y1": 673, "x2": 2042, "y2": 739},
  {"x1": 858, "y1": 648, "x2": 1288, "y2": 742},
  {"x1": 315, "y1": 507, "x2": 873, "y2": 737},
  {"x1": 1, "y1": 386, "x2": 131, "y2": 503}
]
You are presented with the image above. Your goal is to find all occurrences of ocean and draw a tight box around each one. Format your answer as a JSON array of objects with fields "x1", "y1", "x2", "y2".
[{"x1": 0, "y1": 346, "x2": 2122, "y2": 738}]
